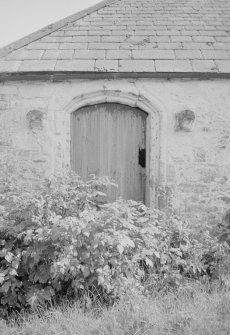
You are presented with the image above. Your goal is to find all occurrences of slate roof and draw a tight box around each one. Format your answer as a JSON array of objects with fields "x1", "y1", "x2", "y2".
[{"x1": 0, "y1": 0, "x2": 230, "y2": 75}]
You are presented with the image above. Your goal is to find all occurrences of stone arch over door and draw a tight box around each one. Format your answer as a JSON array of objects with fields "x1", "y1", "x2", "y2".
[{"x1": 65, "y1": 89, "x2": 166, "y2": 208}]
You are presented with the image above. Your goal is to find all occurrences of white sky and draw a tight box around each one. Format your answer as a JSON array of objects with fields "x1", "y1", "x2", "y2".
[{"x1": 0, "y1": 0, "x2": 100, "y2": 48}]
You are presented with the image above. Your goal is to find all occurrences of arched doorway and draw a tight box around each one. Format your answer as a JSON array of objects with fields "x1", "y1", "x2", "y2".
[{"x1": 71, "y1": 103, "x2": 147, "y2": 203}]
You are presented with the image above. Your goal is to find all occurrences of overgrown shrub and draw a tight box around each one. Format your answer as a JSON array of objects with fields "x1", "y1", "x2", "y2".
[{"x1": 0, "y1": 163, "x2": 230, "y2": 318}]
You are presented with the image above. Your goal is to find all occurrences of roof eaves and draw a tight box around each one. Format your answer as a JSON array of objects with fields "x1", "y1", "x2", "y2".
[
  {"x1": 0, "y1": 0, "x2": 118, "y2": 59},
  {"x1": 1, "y1": 71, "x2": 230, "y2": 82}
]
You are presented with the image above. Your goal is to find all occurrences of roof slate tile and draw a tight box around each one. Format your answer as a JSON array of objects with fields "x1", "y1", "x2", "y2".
[
  {"x1": 55, "y1": 59, "x2": 95, "y2": 71},
  {"x1": 73, "y1": 50, "x2": 105, "y2": 59},
  {"x1": 25, "y1": 42, "x2": 59, "y2": 50},
  {"x1": 119, "y1": 59, "x2": 155, "y2": 72},
  {"x1": 19, "y1": 60, "x2": 56, "y2": 71},
  {"x1": 58, "y1": 50, "x2": 74, "y2": 59},
  {"x1": 6, "y1": 49, "x2": 44, "y2": 60},
  {"x1": 0, "y1": 60, "x2": 21, "y2": 72},
  {"x1": 59, "y1": 43, "x2": 88, "y2": 50},
  {"x1": 201, "y1": 50, "x2": 230, "y2": 59},
  {"x1": 132, "y1": 50, "x2": 175, "y2": 59},
  {"x1": 88, "y1": 43, "x2": 120, "y2": 49},
  {"x1": 155, "y1": 60, "x2": 192, "y2": 72},
  {"x1": 106, "y1": 49, "x2": 131, "y2": 59},
  {"x1": 42, "y1": 50, "x2": 60, "y2": 59},
  {"x1": 215, "y1": 60, "x2": 230, "y2": 72},
  {"x1": 65, "y1": 30, "x2": 88, "y2": 36},
  {"x1": 191, "y1": 60, "x2": 217, "y2": 72},
  {"x1": 41, "y1": 36, "x2": 73, "y2": 43},
  {"x1": 175, "y1": 50, "x2": 203, "y2": 59},
  {"x1": 213, "y1": 43, "x2": 230, "y2": 50},
  {"x1": 95, "y1": 59, "x2": 118, "y2": 71},
  {"x1": 1, "y1": 0, "x2": 230, "y2": 74}
]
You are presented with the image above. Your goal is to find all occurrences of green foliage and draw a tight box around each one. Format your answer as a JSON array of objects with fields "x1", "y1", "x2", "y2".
[
  {"x1": 2, "y1": 286, "x2": 230, "y2": 335},
  {"x1": 199, "y1": 175, "x2": 230, "y2": 237},
  {"x1": 0, "y1": 163, "x2": 230, "y2": 318}
]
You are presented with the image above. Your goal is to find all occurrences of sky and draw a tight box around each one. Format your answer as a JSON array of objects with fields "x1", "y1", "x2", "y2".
[{"x1": 0, "y1": 0, "x2": 100, "y2": 48}]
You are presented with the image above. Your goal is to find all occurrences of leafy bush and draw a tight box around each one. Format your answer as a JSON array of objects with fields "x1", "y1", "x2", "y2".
[{"x1": 0, "y1": 163, "x2": 230, "y2": 318}]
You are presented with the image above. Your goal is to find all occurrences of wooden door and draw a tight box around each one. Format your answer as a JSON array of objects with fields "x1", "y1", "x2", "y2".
[{"x1": 71, "y1": 103, "x2": 147, "y2": 203}]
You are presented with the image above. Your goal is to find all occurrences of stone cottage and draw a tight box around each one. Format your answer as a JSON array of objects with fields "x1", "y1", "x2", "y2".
[{"x1": 0, "y1": 0, "x2": 230, "y2": 224}]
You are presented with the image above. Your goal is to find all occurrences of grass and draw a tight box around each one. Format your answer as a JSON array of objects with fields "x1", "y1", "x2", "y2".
[{"x1": 1, "y1": 284, "x2": 230, "y2": 335}]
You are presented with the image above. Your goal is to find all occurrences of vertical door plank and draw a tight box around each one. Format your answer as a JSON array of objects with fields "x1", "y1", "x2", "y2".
[{"x1": 71, "y1": 103, "x2": 146, "y2": 203}]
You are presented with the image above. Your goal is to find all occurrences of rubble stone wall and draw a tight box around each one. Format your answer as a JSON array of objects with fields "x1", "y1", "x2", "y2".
[{"x1": 1, "y1": 78, "x2": 230, "y2": 224}]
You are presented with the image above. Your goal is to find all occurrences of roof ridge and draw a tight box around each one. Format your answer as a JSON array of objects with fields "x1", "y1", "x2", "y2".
[{"x1": 0, "y1": 0, "x2": 118, "y2": 59}]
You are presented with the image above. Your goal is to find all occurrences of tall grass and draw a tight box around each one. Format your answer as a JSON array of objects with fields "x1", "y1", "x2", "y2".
[{"x1": 2, "y1": 284, "x2": 230, "y2": 335}]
